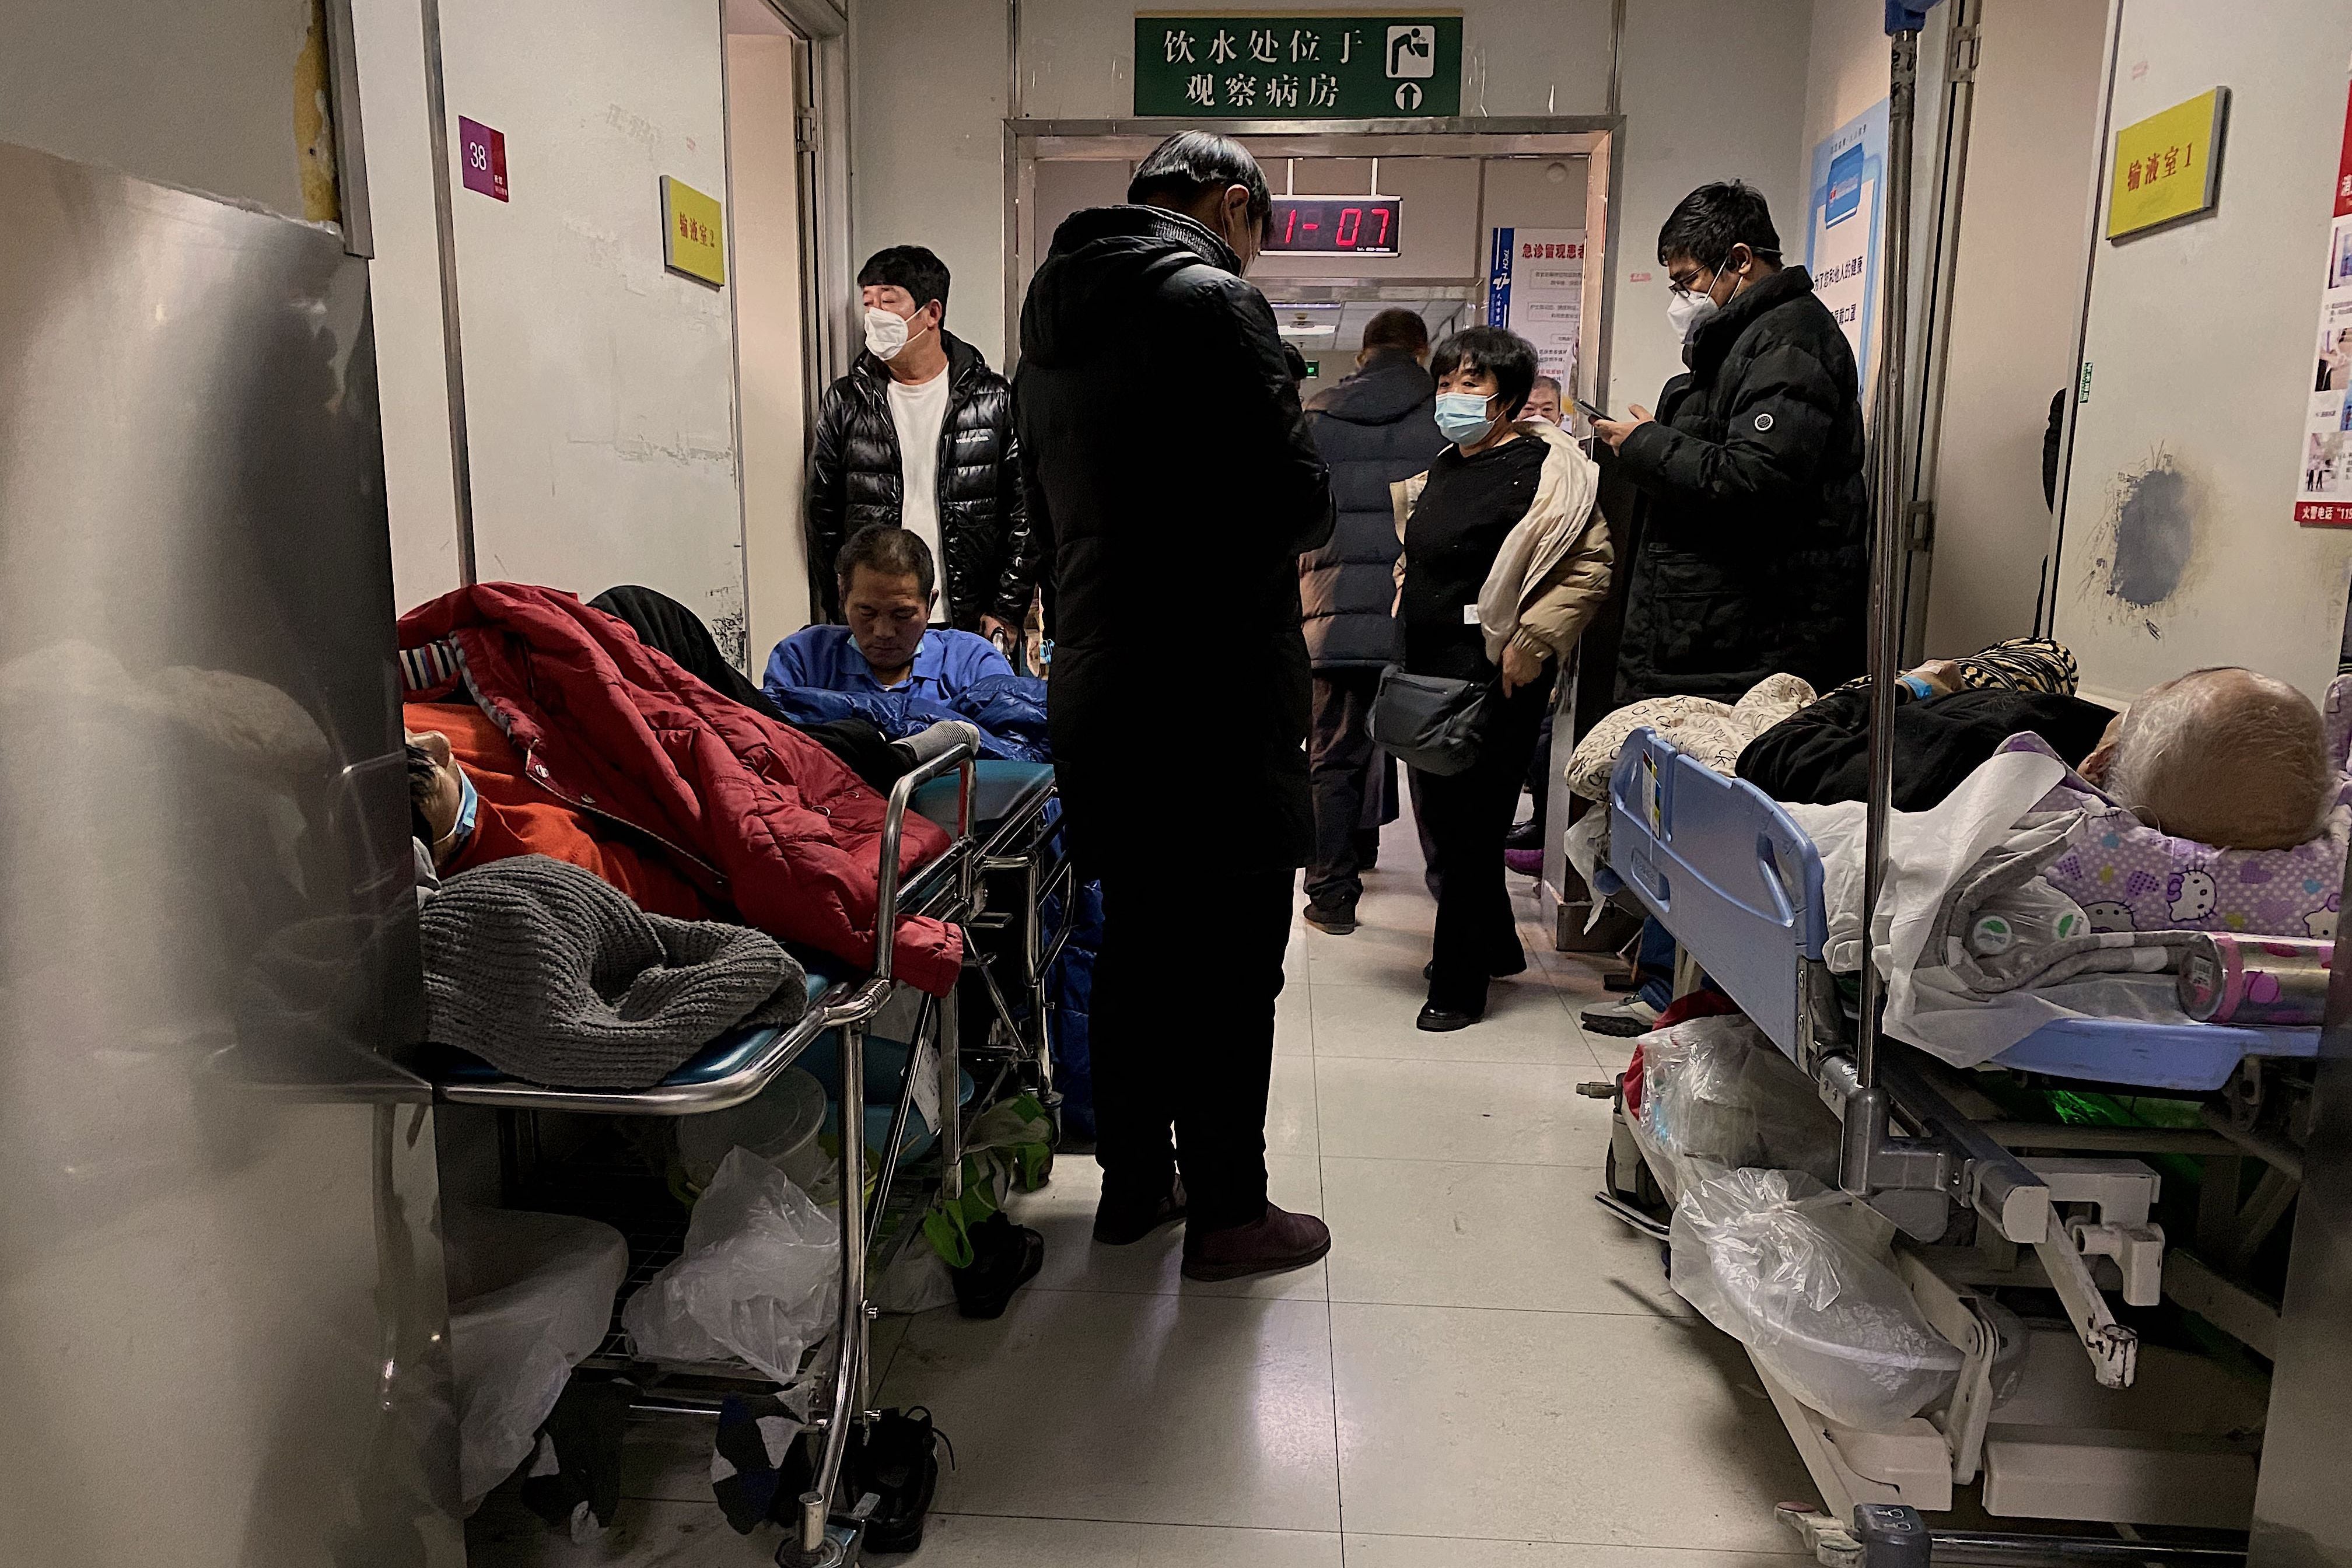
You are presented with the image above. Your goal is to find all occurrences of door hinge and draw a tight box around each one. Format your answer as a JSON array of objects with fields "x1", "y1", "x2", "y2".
[
  {"x1": 1907, "y1": 499, "x2": 1936, "y2": 552},
  {"x1": 794, "y1": 108, "x2": 820, "y2": 153},
  {"x1": 1950, "y1": 23, "x2": 1982, "y2": 84}
]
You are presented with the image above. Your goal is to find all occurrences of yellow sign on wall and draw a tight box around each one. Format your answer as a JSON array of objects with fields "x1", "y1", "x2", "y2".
[
  {"x1": 2107, "y1": 87, "x2": 2228, "y2": 240},
  {"x1": 661, "y1": 176, "x2": 727, "y2": 286}
]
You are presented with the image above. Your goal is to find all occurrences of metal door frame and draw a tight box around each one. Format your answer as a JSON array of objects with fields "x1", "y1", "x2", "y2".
[{"x1": 1003, "y1": 116, "x2": 1623, "y2": 409}]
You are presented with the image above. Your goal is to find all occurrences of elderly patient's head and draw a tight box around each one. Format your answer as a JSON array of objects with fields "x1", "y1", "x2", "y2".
[{"x1": 2081, "y1": 667, "x2": 2334, "y2": 849}]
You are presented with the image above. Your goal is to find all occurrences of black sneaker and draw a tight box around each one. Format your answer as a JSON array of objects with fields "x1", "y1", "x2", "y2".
[
  {"x1": 1504, "y1": 818, "x2": 1543, "y2": 852},
  {"x1": 1304, "y1": 895, "x2": 1359, "y2": 935},
  {"x1": 847, "y1": 1407, "x2": 951, "y2": 1555},
  {"x1": 951, "y1": 1212, "x2": 1045, "y2": 1320}
]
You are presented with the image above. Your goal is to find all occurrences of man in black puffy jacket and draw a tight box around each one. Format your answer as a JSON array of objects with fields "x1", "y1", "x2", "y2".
[
  {"x1": 807, "y1": 246, "x2": 1037, "y2": 638},
  {"x1": 1016, "y1": 131, "x2": 1334, "y2": 1283},
  {"x1": 1298, "y1": 307, "x2": 1444, "y2": 933},
  {"x1": 1593, "y1": 182, "x2": 1868, "y2": 704}
]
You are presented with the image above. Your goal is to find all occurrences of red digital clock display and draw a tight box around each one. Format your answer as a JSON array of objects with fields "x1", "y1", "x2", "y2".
[{"x1": 1266, "y1": 195, "x2": 1402, "y2": 256}]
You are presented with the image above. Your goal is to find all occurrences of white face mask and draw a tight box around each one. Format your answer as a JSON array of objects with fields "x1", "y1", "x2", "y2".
[
  {"x1": 1665, "y1": 288, "x2": 1719, "y2": 345},
  {"x1": 863, "y1": 304, "x2": 929, "y2": 361}
]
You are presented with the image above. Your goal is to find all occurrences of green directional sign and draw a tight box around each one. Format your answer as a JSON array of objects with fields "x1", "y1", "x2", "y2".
[{"x1": 1133, "y1": 14, "x2": 1462, "y2": 118}]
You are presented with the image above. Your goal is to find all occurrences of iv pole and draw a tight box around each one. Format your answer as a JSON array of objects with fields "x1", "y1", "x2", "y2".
[{"x1": 1840, "y1": 0, "x2": 1943, "y2": 1200}]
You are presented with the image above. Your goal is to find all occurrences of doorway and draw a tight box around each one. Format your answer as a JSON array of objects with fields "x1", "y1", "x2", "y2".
[{"x1": 1005, "y1": 120, "x2": 1620, "y2": 423}]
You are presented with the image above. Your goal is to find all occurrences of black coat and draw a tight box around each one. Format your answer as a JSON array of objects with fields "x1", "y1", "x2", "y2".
[
  {"x1": 806, "y1": 331, "x2": 1038, "y2": 630},
  {"x1": 1016, "y1": 206, "x2": 1335, "y2": 873},
  {"x1": 1613, "y1": 267, "x2": 1869, "y2": 703},
  {"x1": 1300, "y1": 349, "x2": 1445, "y2": 669},
  {"x1": 1737, "y1": 684, "x2": 2116, "y2": 810}
]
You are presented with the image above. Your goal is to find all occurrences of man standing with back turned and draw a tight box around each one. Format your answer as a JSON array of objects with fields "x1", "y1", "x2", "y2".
[
  {"x1": 1298, "y1": 307, "x2": 1444, "y2": 934},
  {"x1": 1017, "y1": 131, "x2": 1335, "y2": 1281}
]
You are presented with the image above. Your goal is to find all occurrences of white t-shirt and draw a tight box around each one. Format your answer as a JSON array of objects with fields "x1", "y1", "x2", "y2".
[{"x1": 886, "y1": 368, "x2": 952, "y2": 573}]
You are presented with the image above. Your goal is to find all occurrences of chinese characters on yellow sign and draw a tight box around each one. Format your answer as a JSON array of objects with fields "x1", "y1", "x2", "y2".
[
  {"x1": 2106, "y1": 87, "x2": 2228, "y2": 241},
  {"x1": 661, "y1": 175, "x2": 726, "y2": 287}
]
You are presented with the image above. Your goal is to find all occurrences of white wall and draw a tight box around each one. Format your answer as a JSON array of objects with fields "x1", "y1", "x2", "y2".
[
  {"x1": 850, "y1": 0, "x2": 1012, "y2": 363},
  {"x1": 2053, "y1": 0, "x2": 2352, "y2": 704},
  {"x1": 1605, "y1": 0, "x2": 1815, "y2": 415},
  {"x1": 853, "y1": 0, "x2": 1819, "y2": 397},
  {"x1": 729, "y1": 29, "x2": 815, "y2": 662},
  {"x1": 350, "y1": 0, "x2": 467, "y2": 610},
  {"x1": 1920, "y1": 0, "x2": 2109, "y2": 654},
  {"x1": 433, "y1": 0, "x2": 747, "y2": 650},
  {"x1": 0, "y1": 0, "x2": 317, "y2": 220}
]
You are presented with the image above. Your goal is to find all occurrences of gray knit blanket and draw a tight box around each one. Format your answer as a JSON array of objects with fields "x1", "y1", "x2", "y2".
[{"x1": 421, "y1": 855, "x2": 808, "y2": 1089}]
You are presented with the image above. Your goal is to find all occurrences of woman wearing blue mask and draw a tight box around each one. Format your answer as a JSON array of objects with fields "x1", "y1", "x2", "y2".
[{"x1": 1391, "y1": 327, "x2": 1614, "y2": 1030}]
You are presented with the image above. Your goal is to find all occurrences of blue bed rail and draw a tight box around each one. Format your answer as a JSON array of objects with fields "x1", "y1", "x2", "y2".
[{"x1": 1604, "y1": 727, "x2": 2318, "y2": 1093}]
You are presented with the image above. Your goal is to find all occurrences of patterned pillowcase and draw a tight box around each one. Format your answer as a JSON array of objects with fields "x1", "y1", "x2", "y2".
[{"x1": 1997, "y1": 712, "x2": 2352, "y2": 939}]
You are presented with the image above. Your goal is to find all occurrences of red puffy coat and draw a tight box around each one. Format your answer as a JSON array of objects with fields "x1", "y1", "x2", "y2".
[{"x1": 400, "y1": 584, "x2": 963, "y2": 993}]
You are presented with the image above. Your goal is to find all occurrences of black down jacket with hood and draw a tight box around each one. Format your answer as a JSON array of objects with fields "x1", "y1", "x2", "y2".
[
  {"x1": 806, "y1": 330, "x2": 1039, "y2": 630},
  {"x1": 1612, "y1": 265, "x2": 1868, "y2": 703},
  {"x1": 1016, "y1": 205, "x2": 1334, "y2": 873},
  {"x1": 1300, "y1": 348, "x2": 1446, "y2": 669}
]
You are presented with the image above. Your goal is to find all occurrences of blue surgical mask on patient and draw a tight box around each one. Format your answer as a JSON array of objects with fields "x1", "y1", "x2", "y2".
[
  {"x1": 433, "y1": 765, "x2": 480, "y2": 863},
  {"x1": 1433, "y1": 391, "x2": 1498, "y2": 446}
]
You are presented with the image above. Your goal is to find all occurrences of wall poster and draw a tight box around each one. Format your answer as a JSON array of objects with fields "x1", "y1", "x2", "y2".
[
  {"x1": 2297, "y1": 61, "x2": 2352, "y2": 526},
  {"x1": 1805, "y1": 99, "x2": 1887, "y2": 403},
  {"x1": 1485, "y1": 227, "x2": 1584, "y2": 392}
]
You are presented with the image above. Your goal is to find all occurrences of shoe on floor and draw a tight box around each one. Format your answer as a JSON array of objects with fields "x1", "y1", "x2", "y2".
[
  {"x1": 1180, "y1": 1203, "x2": 1331, "y2": 1282},
  {"x1": 1416, "y1": 1001, "x2": 1480, "y2": 1031},
  {"x1": 1504, "y1": 818, "x2": 1543, "y2": 851},
  {"x1": 1304, "y1": 895, "x2": 1359, "y2": 935},
  {"x1": 1504, "y1": 846, "x2": 1544, "y2": 877},
  {"x1": 950, "y1": 1212, "x2": 1045, "y2": 1320},
  {"x1": 848, "y1": 1407, "x2": 949, "y2": 1555},
  {"x1": 1093, "y1": 1176, "x2": 1186, "y2": 1245},
  {"x1": 1580, "y1": 995, "x2": 1661, "y2": 1037}
]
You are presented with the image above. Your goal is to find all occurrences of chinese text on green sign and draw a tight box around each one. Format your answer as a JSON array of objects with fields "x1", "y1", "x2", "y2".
[{"x1": 1133, "y1": 15, "x2": 1463, "y2": 118}]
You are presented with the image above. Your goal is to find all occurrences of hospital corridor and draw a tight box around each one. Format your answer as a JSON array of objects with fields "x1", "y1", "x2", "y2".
[
  {"x1": 466, "y1": 814, "x2": 1810, "y2": 1566},
  {"x1": 12, "y1": 0, "x2": 2352, "y2": 1564}
]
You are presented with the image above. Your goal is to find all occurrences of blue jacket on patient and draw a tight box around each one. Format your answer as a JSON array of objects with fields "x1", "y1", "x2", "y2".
[
  {"x1": 762, "y1": 625, "x2": 1049, "y2": 762},
  {"x1": 765, "y1": 624, "x2": 1012, "y2": 702}
]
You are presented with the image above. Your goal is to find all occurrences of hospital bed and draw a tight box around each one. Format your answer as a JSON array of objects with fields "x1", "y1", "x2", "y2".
[
  {"x1": 426, "y1": 746, "x2": 1064, "y2": 1566},
  {"x1": 1594, "y1": 726, "x2": 2310, "y2": 1545}
]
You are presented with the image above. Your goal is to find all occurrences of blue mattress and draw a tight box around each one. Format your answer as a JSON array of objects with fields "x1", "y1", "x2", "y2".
[{"x1": 1603, "y1": 727, "x2": 2319, "y2": 1093}]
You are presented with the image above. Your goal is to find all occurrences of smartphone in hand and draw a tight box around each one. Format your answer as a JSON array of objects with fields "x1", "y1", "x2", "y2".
[{"x1": 1574, "y1": 397, "x2": 1612, "y2": 424}]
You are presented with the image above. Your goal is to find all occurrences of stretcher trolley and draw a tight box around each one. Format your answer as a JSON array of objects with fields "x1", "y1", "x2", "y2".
[
  {"x1": 426, "y1": 743, "x2": 1064, "y2": 1566},
  {"x1": 1594, "y1": 727, "x2": 2315, "y2": 1560},
  {"x1": 910, "y1": 759, "x2": 1074, "y2": 1143}
]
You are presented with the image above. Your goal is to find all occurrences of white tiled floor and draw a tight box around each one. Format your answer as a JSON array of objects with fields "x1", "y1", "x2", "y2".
[{"x1": 468, "y1": 808, "x2": 1818, "y2": 1566}]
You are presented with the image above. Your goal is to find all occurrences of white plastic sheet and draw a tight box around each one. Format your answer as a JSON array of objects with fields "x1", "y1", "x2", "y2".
[
  {"x1": 444, "y1": 1207, "x2": 630, "y2": 1507},
  {"x1": 1670, "y1": 1168, "x2": 1962, "y2": 1431},
  {"x1": 622, "y1": 1147, "x2": 840, "y2": 1387},
  {"x1": 1639, "y1": 1014, "x2": 1842, "y2": 1191}
]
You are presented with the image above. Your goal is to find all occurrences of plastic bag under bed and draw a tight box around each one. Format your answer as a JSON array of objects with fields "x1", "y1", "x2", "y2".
[
  {"x1": 1637, "y1": 1013, "x2": 1842, "y2": 1192},
  {"x1": 1670, "y1": 1168, "x2": 1963, "y2": 1430}
]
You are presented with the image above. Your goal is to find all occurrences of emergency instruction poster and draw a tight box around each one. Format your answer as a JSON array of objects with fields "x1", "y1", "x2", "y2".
[
  {"x1": 1485, "y1": 227, "x2": 1584, "y2": 390},
  {"x1": 2295, "y1": 60, "x2": 2352, "y2": 526},
  {"x1": 1805, "y1": 100, "x2": 1887, "y2": 407}
]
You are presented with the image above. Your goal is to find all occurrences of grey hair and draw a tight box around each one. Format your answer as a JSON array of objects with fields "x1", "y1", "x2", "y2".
[{"x1": 2104, "y1": 668, "x2": 2334, "y2": 849}]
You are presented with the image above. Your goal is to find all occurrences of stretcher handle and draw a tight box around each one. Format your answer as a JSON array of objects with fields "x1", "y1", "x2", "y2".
[{"x1": 873, "y1": 740, "x2": 978, "y2": 982}]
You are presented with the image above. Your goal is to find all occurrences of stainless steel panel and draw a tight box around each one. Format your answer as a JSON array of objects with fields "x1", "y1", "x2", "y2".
[{"x1": 0, "y1": 141, "x2": 463, "y2": 1566}]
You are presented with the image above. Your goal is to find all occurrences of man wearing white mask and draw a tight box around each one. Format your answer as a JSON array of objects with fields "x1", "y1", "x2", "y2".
[
  {"x1": 1590, "y1": 181, "x2": 1867, "y2": 706},
  {"x1": 806, "y1": 246, "x2": 1037, "y2": 642},
  {"x1": 1580, "y1": 180, "x2": 1867, "y2": 1040}
]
